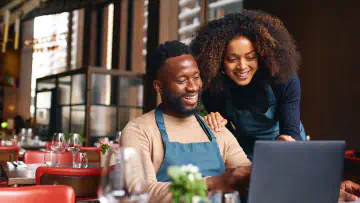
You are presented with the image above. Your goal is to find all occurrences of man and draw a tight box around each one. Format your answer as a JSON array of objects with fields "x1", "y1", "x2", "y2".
[
  {"x1": 120, "y1": 41, "x2": 251, "y2": 203},
  {"x1": 120, "y1": 40, "x2": 360, "y2": 203},
  {"x1": 339, "y1": 180, "x2": 360, "y2": 201}
]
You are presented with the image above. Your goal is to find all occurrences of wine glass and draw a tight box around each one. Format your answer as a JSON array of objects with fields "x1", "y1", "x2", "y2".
[
  {"x1": 208, "y1": 191, "x2": 241, "y2": 203},
  {"x1": 67, "y1": 133, "x2": 82, "y2": 167},
  {"x1": 51, "y1": 133, "x2": 66, "y2": 155},
  {"x1": 98, "y1": 147, "x2": 148, "y2": 203}
]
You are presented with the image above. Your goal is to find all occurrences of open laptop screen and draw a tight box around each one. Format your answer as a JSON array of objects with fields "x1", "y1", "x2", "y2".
[{"x1": 248, "y1": 141, "x2": 345, "y2": 203}]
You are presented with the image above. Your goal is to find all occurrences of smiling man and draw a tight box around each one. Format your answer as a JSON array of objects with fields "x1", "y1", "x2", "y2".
[{"x1": 120, "y1": 41, "x2": 251, "y2": 203}]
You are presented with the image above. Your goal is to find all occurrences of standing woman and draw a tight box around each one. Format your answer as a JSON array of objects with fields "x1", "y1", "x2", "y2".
[{"x1": 190, "y1": 10, "x2": 306, "y2": 160}]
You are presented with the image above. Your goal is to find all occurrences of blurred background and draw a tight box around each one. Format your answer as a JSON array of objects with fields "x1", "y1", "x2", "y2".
[{"x1": 0, "y1": 0, "x2": 359, "y2": 149}]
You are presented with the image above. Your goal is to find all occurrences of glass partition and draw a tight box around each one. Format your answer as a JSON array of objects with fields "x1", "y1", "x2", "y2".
[
  {"x1": 208, "y1": 0, "x2": 243, "y2": 20},
  {"x1": 35, "y1": 67, "x2": 144, "y2": 145}
]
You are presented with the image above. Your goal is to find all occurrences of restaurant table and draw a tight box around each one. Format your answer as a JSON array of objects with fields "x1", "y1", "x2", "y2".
[{"x1": 0, "y1": 163, "x2": 100, "y2": 186}]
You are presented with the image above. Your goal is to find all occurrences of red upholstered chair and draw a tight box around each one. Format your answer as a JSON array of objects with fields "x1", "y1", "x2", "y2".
[
  {"x1": 36, "y1": 166, "x2": 101, "y2": 200},
  {"x1": 0, "y1": 185, "x2": 75, "y2": 203},
  {"x1": 0, "y1": 166, "x2": 8, "y2": 187},
  {"x1": 80, "y1": 147, "x2": 101, "y2": 163},
  {"x1": 344, "y1": 150, "x2": 360, "y2": 183},
  {"x1": 0, "y1": 146, "x2": 20, "y2": 163},
  {"x1": 23, "y1": 151, "x2": 73, "y2": 165}
]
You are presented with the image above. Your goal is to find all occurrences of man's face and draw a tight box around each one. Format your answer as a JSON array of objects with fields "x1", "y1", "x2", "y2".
[{"x1": 157, "y1": 54, "x2": 203, "y2": 116}]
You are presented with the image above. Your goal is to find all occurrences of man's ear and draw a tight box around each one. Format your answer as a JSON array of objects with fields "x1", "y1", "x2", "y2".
[{"x1": 153, "y1": 80, "x2": 163, "y2": 94}]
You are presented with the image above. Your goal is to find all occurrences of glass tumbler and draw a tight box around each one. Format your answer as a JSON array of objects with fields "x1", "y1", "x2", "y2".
[{"x1": 44, "y1": 151, "x2": 58, "y2": 166}]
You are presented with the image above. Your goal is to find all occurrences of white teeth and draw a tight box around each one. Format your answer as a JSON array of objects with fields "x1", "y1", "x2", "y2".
[
  {"x1": 184, "y1": 95, "x2": 197, "y2": 100},
  {"x1": 237, "y1": 72, "x2": 249, "y2": 77}
]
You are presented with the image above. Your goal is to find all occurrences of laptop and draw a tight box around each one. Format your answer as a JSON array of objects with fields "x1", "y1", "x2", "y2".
[{"x1": 248, "y1": 141, "x2": 346, "y2": 203}]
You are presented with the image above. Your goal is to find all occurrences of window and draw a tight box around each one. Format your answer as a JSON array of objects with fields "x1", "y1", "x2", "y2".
[
  {"x1": 106, "y1": 3, "x2": 114, "y2": 70},
  {"x1": 71, "y1": 10, "x2": 80, "y2": 70},
  {"x1": 178, "y1": 0, "x2": 201, "y2": 44},
  {"x1": 208, "y1": 0, "x2": 243, "y2": 20},
  {"x1": 31, "y1": 12, "x2": 70, "y2": 115},
  {"x1": 143, "y1": 0, "x2": 148, "y2": 69}
]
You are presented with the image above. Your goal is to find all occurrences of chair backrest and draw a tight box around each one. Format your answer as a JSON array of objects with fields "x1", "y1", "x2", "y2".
[
  {"x1": 23, "y1": 151, "x2": 73, "y2": 164},
  {"x1": 0, "y1": 146, "x2": 20, "y2": 163},
  {"x1": 80, "y1": 147, "x2": 101, "y2": 163},
  {"x1": 344, "y1": 150, "x2": 360, "y2": 183},
  {"x1": 36, "y1": 166, "x2": 101, "y2": 199},
  {"x1": 0, "y1": 185, "x2": 75, "y2": 203}
]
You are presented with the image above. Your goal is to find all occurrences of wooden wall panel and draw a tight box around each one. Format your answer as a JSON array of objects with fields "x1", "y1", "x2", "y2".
[{"x1": 244, "y1": 0, "x2": 360, "y2": 150}]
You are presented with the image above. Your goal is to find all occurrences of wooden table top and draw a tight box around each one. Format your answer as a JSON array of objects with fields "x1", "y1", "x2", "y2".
[{"x1": 0, "y1": 163, "x2": 100, "y2": 185}]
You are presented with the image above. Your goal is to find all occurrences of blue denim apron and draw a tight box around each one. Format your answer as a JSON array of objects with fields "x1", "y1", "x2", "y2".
[
  {"x1": 155, "y1": 105, "x2": 226, "y2": 182},
  {"x1": 225, "y1": 84, "x2": 306, "y2": 161}
]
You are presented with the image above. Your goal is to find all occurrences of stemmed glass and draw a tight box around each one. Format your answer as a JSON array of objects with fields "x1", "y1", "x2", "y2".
[
  {"x1": 208, "y1": 191, "x2": 241, "y2": 203},
  {"x1": 98, "y1": 147, "x2": 148, "y2": 203},
  {"x1": 67, "y1": 133, "x2": 82, "y2": 168},
  {"x1": 51, "y1": 133, "x2": 66, "y2": 154}
]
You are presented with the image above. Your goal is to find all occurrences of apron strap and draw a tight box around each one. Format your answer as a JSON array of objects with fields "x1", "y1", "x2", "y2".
[
  {"x1": 194, "y1": 114, "x2": 216, "y2": 141},
  {"x1": 155, "y1": 104, "x2": 169, "y2": 143}
]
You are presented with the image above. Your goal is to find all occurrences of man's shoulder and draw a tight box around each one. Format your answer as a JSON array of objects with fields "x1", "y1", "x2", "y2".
[
  {"x1": 123, "y1": 109, "x2": 156, "y2": 131},
  {"x1": 121, "y1": 110, "x2": 157, "y2": 145},
  {"x1": 130, "y1": 109, "x2": 155, "y2": 124},
  {"x1": 215, "y1": 127, "x2": 237, "y2": 141}
]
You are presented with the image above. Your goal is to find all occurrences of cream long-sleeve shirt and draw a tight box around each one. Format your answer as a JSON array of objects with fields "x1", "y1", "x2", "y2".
[{"x1": 120, "y1": 110, "x2": 251, "y2": 203}]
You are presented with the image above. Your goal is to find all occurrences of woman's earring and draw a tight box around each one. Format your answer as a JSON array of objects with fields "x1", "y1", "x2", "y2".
[{"x1": 221, "y1": 69, "x2": 226, "y2": 74}]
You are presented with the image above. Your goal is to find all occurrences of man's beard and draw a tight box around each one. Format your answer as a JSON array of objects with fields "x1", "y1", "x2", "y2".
[{"x1": 162, "y1": 88, "x2": 202, "y2": 116}]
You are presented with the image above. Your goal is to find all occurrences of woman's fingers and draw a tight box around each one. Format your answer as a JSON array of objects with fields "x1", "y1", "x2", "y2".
[
  {"x1": 204, "y1": 112, "x2": 224, "y2": 132},
  {"x1": 204, "y1": 115, "x2": 214, "y2": 130},
  {"x1": 221, "y1": 119, "x2": 228, "y2": 127},
  {"x1": 210, "y1": 112, "x2": 220, "y2": 132},
  {"x1": 214, "y1": 112, "x2": 224, "y2": 128},
  {"x1": 276, "y1": 135, "x2": 296, "y2": 142},
  {"x1": 204, "y1": 112, "x2": 227, "y2": 132}
]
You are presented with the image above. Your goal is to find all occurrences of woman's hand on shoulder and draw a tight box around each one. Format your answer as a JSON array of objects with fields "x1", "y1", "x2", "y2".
[
  {"x1": 276, "y1": 135, "x2": 296, "y2": 142},
  {"x1": 204, "y1": 112, "x2": 228, "y2": 132}
]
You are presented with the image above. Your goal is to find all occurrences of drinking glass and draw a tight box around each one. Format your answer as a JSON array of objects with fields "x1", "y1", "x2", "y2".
[
  {"x1": 34, "y1": 136, "x2": 40, "y2": 145},
  {"x1": 98, "y1": 147, "x2": 148, "y2": 203},
  {"x1": 44, "y1": 151, "x2": 58, "y2": 166},
  {"x1": 51, "y1": 133, "x2": 66, "y2": 154},
  {"x1": 11, "y1": 135, "x2": 18, "y2": 146},
  {"x1": 208, "y1": 191, "x2": 241, "y2": 203},
  {"x1": 67, "y1": 133, "x2": 82, "y2": 167},
  {"x1": 74, "y1": 152, "x2": 88, "y2": 168}
]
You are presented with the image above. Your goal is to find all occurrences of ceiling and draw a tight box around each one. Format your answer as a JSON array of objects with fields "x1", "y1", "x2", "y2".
[
  {"x1": 1, "y1": 0, "x2": 112, "y2": 23},
  {"x1": 0, "y1": 0, "x2": 14, "y2": 9}
]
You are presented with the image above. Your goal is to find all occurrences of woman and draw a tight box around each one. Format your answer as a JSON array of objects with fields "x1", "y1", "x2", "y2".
[{"x1": 190, "y1": 10, "x2": 306, "y2": 160}]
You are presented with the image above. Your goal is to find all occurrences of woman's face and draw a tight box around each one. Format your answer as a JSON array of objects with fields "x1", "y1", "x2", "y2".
[{"x1": 223, "y1": 36, "x2": 259, "y2": 86}]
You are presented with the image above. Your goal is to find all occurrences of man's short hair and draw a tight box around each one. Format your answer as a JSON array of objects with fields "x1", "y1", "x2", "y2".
[{"x1": 148, "y1": 40, "x2": 192, "y2": 76}]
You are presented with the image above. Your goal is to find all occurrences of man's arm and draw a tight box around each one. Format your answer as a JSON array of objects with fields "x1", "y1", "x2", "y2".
[
  {"x1": 222, "y1": 128, "x2": 251, "y2": 168},
  {"x1": 339, "y1": 180, "x2": 360, "y2": 201},
  {"x1": 207, "y1": 128, "x2": 252, "y2": 194},
  {"x1": 206, "y1": 165, "x2": 251, "y2": 195},
  {"x1": 120, "y1": 121, "x2": 173, "y2": 203},
  {"x1": 120, "y1": 120, "x2": 252, "y2": 202}
]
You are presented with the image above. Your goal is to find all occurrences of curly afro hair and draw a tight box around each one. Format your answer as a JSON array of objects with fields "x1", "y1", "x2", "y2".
[{"x1": 190, "y1": 10, "x2": 301, "y2": 93}]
